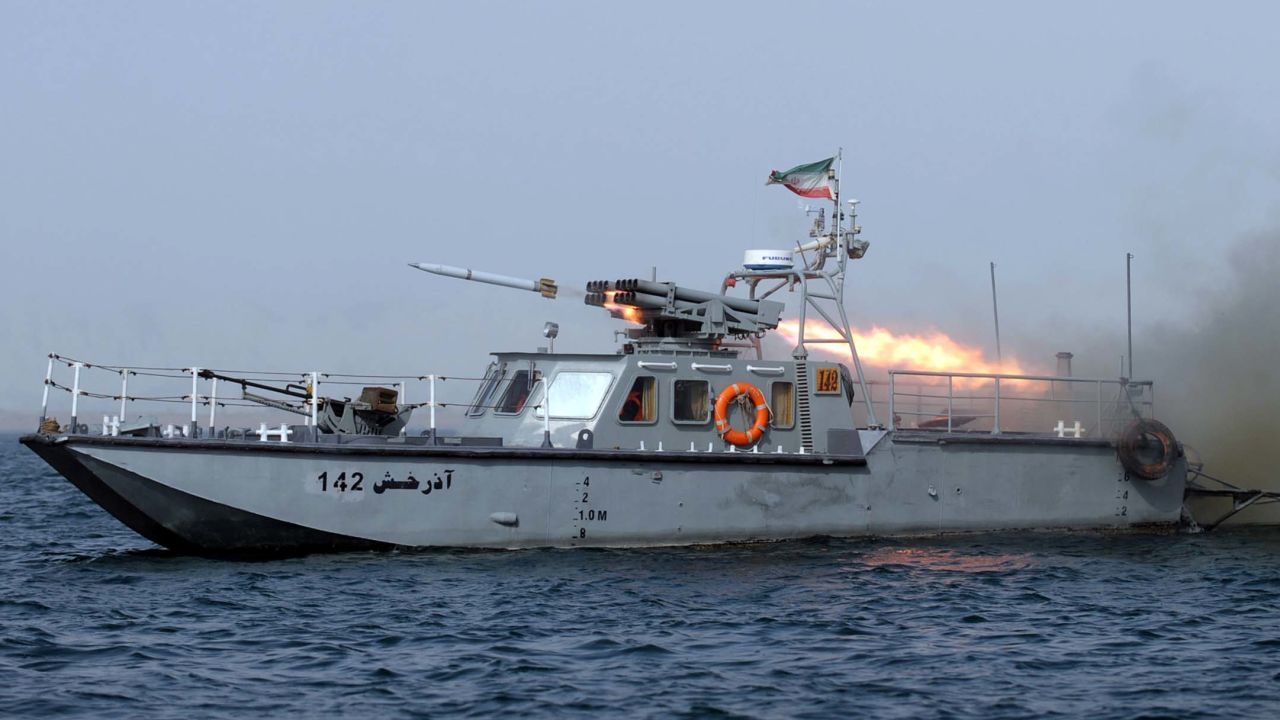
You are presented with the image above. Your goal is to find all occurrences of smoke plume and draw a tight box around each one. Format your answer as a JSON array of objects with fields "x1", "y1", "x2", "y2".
[{"x1": 1142, "y1": 230, "x2": 1280, "y2": 500}]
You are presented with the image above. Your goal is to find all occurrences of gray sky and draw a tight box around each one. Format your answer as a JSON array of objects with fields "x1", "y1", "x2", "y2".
[{"x1": 3, "y1": 1, "x2": 1279, "y2": 432}]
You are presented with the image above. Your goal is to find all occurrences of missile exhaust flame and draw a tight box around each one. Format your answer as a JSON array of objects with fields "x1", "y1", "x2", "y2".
[
  {"x1": 776, "y1": 320, "x2": 1037, "y2": 385},
  {"x1": 602, "y1": 290, "x2": 643, "y2": 325}
]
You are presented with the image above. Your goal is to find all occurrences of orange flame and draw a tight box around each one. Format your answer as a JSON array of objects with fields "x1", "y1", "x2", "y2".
[
  {"x1": 603, "y1": 291, "x2": 643, "y2": 325},
  {"x1": 776, "y1": 320, "x2": 1032, "y2": 376}
]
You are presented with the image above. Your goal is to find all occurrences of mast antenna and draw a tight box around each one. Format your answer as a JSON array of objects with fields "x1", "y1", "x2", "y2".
[
  {"x1": 1126, "y1": 252, "x2": 1134, "y2": 378},
  {"x1": 990, "y1": 261, "x2": 1002, "y2": 367}
]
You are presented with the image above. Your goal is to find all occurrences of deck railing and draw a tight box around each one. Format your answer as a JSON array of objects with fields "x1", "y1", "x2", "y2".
[
  {"x1": 885, "y1": 370, "x2": 1153, "y2": 438},
  {"x1": 35, "y1": 353, "x2": 478, "y2": 440},
  {"x1": 37, "y1": 353, "x2": 1157, "y2": 444}
]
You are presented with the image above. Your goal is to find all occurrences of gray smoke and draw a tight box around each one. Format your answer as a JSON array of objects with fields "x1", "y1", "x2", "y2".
[
  {"x1": 1142, "y1": 229, "x2": 1280, "y2": 493},
  {"x1": 1047, "y1": 228, "x2": 1280, "y2": 520}
]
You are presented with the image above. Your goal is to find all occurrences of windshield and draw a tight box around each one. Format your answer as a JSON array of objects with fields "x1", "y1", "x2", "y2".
[
  {"x1": 466, "y1": 362, "x2": 504, "y2": 416},
  {"x1": 536, "y1": 371, "x2": 614, "y2": 419}
]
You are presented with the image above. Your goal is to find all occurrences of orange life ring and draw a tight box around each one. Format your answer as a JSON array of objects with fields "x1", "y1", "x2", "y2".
[{"x1": 714, "y1": 382, "x2": 770, "y2": 447}]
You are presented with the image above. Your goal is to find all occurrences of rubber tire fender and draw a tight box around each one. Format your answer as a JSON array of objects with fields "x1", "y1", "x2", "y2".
[{"x1": 1117, "y1": 418, "x2": 1178, "y2": 480}]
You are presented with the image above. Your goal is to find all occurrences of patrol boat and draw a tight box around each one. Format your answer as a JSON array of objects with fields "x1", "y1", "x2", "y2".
[{"x1": 20, "y1": 165, "x2": 1189, "y2": 555}]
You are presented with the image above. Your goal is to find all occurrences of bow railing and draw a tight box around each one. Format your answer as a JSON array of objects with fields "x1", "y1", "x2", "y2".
[{"x1": 35, "y1": 353, "x2": 496, "y2": 441}]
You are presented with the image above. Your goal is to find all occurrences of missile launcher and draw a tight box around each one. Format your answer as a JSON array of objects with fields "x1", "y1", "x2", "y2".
[{"x1": 584, "y1": 279, "x2": 783, "y2": 340}]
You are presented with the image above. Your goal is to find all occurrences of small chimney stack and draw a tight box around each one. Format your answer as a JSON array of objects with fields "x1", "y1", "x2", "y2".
[{"x1": 1056, "y1": 352, "x2": 1074, "y2": 377}]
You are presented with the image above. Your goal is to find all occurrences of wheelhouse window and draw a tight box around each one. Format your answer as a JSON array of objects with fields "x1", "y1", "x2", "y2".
[
  {"x1": 771, "y1": 381, "x2": 795, "y2": 428},
  {"x1": 536, "y1": 371, "x2": 614, "y2": 419},
  {"x1": 618, "y1": 376, "x2": 657, "y2": 423},
  {"x1": 467, "y1": 362, "x2": 504, "y2": 416},
  {"x1": 673, "y1": 379, "x2": 710, "y2": 423},
  {"x1": 495, "y1": 370, "x2": 532, "y2": 414}
]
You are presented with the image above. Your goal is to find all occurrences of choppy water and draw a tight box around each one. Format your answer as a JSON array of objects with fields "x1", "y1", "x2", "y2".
[{"x1": 2, "y1": 434, "x2": 1278, "y2": 718}]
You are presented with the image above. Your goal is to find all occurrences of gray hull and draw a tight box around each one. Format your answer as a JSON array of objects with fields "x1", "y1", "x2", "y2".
[{"x1": 21, "y1": 432, "x2": 1187, "y2": 556}]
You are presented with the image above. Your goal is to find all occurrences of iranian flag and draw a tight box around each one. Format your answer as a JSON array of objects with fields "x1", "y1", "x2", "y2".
[{"x1": 766, "y1": 156, "x2": 835, "y2": 199}]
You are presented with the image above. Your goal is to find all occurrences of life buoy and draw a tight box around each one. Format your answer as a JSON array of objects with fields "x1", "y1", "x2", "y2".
[
  {"x1": 714, "y1": 382, "x2": 770, "y2": 447},
  {"x1": 1117, "y1": 418, "x2": 1179, "y2": 480}
]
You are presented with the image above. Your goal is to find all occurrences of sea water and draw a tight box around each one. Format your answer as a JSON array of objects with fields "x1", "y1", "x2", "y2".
[{"x1": 1, "y1": 434, "x2": 1277, "y2": 718}]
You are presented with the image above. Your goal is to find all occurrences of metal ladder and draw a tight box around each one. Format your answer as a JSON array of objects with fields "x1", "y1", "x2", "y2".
[{"x1": 1184, "y1": 464, "x2": 1280, "y2": 530}]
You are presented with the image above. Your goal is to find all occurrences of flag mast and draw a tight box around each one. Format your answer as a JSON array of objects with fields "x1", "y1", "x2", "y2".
[
  {"x1": 832, "y1": 145, "x2": 878, "y2": 427},
  {"x1": 753, "y1": 148, "x2": 880, "y2": 427}
]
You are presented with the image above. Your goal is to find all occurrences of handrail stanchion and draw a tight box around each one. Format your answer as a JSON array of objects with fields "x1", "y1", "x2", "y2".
[
  {"x1": 888, "y1": 372, "x2": 896, "y2": 431},
  {"x1": 992, "y1": 377, "x2": 1001, "y2": 434},
  {"x1": 208, "y1": 377, "x2": 218, "y2": 431},
  {"x1": 119, "y1": 371, "x2": 129, "y2": 424},
  {"x1": 310, "y1": 372, "x2": 320, "y2": 428},
  {"x1": 398, "y1": 381, "x2": 407, "y2": 437},
  {"x1": 189, "y1": 367, "x2": 200, "y2": 437},
  {"x1": 39, "y1": 355, "x2": 53, "y2": 427},
  {"x1": 69, "y1": 361, "x2": 82, "y2": 433},
  {"x1": 1096, "y1": 380, "x2": 1103, "y2": 435},
  {"x1": 428, "y1": 374, "x2": 437, "y2": 439},
  {"x1": 947, "y1": 375, "x2": 954, "y2": 433}
]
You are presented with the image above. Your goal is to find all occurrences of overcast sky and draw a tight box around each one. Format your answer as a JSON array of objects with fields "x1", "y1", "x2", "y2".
[{"x1": 3, "y1": 1, "x2": 1279, "y2": 431}]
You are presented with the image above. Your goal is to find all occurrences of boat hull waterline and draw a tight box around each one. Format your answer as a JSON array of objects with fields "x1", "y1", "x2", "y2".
[{"x1": 21, "y1": 433, "x2": 1187, "y2": 555}]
